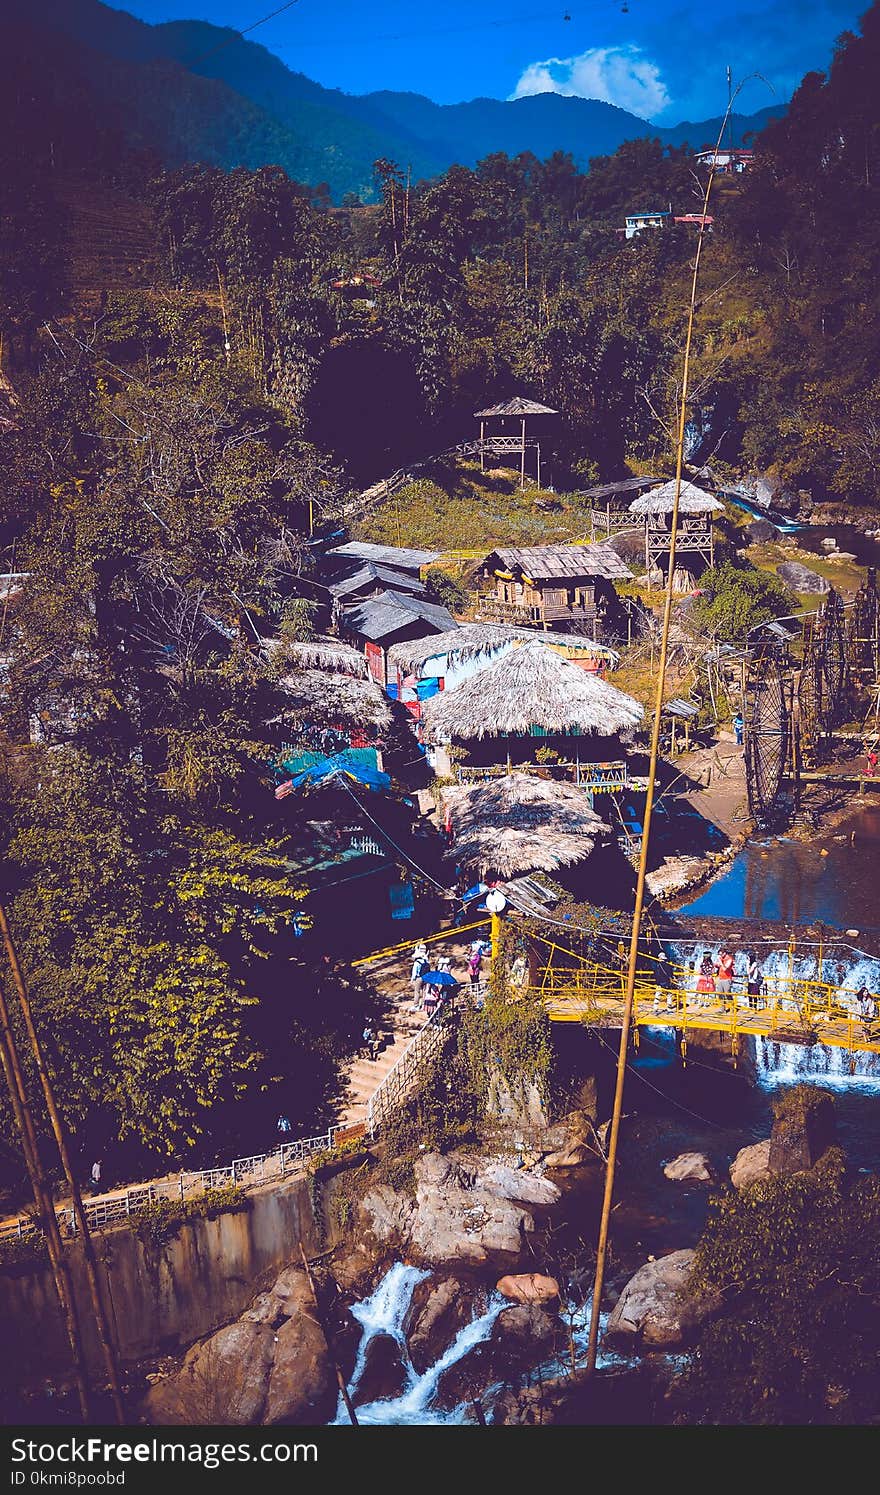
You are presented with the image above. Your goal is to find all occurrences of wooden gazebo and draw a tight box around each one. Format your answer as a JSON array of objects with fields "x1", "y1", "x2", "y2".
[
  {"x1": 628, "y1": 480, "x2": 724, "y2": 576},
  {"x1": 474, "y1": 396, "x2": 558, "y2": 489}
]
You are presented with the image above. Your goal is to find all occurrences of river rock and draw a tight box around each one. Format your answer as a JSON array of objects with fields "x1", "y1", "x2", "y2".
[
  {"x1": 360, "y1": 1151, "x2": 561, "y2": 1269},
  {"x1": 663, "y1": 1151, "x2": 715, "y2": 1183},
  {"x1": 405, "y1": 1276, "x2": 480, "y2": 1374},
  {"x1": 144, "y1": 1268, "x2": 335, "y2": 1425},
  {"x1": 746, "y1": 519, "x2": 776, "y2": 544},
  {"x1": 777, "y1": 561, "x2": 829, "y2": 594},
  {"x1": 491, "y1": 1305, "x2": 558, "y2": 1369},
  {"x1": 496, "y1": 1273, "x2": 561, "y2": 1306},
  {"x1": 730, "y1": 1138, "x2": 773, "y2": 1188},
  {"x1": 605, "y1": 1249, "x2": 721, "y2": 1349},
  {"x1": 351, "y1": 1332, "x2": 409, "y2": 1407}
]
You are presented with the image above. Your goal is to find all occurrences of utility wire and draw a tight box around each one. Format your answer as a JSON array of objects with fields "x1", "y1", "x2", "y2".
[{"x1": 186, "y1": 1, "x2": 304, "y2": 67}]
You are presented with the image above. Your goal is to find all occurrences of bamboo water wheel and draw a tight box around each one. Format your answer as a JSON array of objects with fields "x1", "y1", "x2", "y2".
[
  {"x1": 847, "y1": 568, "x2": 880, "y2": 684},
  {"x1": 744, "y1": 656, "x2": 792, "y2": 827}
]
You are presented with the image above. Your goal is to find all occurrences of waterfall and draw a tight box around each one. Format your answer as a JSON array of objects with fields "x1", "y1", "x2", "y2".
[
  {"x1": 334, "y1": 1263, "x2": 633, "y2": 1426},
  {"x1": 334, "y1": 1261, "x2": 506, "y2": 1425},
  {"x1": 754, "y1": 1038, "x2": 880, "y2": 1090},
  {"x1": 669, "y1": 941, "x2": 880, "y2": 1089}
]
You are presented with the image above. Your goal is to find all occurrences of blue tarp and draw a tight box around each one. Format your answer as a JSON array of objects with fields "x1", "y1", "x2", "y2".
[
  {"x1": 389, "y1": 881, "x2": 415, "y2": 919},
  {"x1": 283, "y1": 752, "x2": 390, "y2": 793}
]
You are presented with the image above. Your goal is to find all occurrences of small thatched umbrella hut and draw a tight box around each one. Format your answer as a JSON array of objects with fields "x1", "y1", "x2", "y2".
[
  {"x1": 628, "y1": 480, "x2": 724, "y2": 576},
  {"x1": 420, "y1": 639, "x2": 643, "y2": 767},
  {"x1": 441, "y1": 773, "x2": 608, "y2": 878}
]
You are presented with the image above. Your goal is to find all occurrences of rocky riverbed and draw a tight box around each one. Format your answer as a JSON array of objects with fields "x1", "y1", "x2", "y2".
[{"x1": 134, "y1": 1079, "x2": 860, "y2": 1427}]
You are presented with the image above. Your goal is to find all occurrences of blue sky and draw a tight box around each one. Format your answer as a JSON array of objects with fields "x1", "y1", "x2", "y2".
[{"x1": 123, "y1": 0, "x2": 868, "y2": 121}]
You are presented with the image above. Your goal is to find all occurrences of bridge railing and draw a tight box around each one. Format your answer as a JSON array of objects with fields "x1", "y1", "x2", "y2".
[
  {"x1": 0, "y1": 1123, "x2": 355, "y2": 1245},
  {"x1": 529, "y1": 962, "x2": 879, "y2": 1052}
]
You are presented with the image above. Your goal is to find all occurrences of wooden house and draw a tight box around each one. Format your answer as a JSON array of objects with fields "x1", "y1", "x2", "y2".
[
  {"x1": 339, "y1": 591, "x2": 457, "y2": 686},
  {"x1": 478, "y1": 544, "x2": 632, "y2": 639},
  {"x1": 628, "y1": 480, "x2": 724, "y2": 577}
]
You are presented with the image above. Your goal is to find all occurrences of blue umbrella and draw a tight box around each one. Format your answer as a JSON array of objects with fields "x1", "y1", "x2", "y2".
[{"x1": 421, "y1": 970, "x2": 459, "y2": 987}]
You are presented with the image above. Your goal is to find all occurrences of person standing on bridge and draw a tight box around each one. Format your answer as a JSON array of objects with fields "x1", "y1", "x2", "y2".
[
  {"x1": 410, "y1": 943, "x2": 429, "y2": 1010},
  {"x1": 746, "y1": 952, "x2": 762, "y2": 1010},
  {"x1": 715, "y1": 948, "x2": 735, "y2": 1000},
  {"x1": 696, "y1": 954, "x2": 715, "y2": 1006},
  {"x1": 866, "y1": 746, "x2": 878, "y2": 778}
]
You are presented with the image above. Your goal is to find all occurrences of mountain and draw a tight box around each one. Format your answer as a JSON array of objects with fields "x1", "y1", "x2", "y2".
[{"x1": 8, "y1": 0, "x2": 785, "y2": 200}]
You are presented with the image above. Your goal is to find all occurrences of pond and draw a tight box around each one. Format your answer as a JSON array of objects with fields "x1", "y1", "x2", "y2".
[{"x1": 679, "y1": 804, "x2": 880, "y2": 933}]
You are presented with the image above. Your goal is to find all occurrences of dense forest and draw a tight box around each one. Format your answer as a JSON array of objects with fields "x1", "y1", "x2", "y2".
[{"x1": 1, "y1": 4, "x2": 880, "y2": 1181}]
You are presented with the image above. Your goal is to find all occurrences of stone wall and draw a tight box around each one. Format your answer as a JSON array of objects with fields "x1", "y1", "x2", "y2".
[{"x1": 0, "y1": 1175, "x2": 332, "y2": 1387}]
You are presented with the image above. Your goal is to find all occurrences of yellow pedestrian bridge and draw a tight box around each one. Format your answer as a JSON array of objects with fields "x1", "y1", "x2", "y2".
[{"x1": 529, "y1": 955, "x2": 880, "y2": 1065}]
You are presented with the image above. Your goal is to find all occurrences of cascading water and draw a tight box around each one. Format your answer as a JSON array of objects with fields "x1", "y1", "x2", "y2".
[
  {"x1": 334, "y1": 1261, "x2": 507, "y2": 1425},
  {"x1": 669, "y1": 942, "x2": 880, "y2": 1089},
  {"x1": 335, "y1": 1264, "x2": 626, "y2": 1426}
]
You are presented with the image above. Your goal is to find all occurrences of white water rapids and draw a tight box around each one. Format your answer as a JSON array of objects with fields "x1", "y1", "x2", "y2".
[{"x1": 334, "y1": 1261, "x2": 619, "y2": 1426}]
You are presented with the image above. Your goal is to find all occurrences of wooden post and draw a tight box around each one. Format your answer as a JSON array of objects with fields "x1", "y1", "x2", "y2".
[
  {"x1": 521, "y1": 417, "x2": 527, "y2": 490},
  {"x1": 536, "y1": 442, "x2": 541, "y2": 490},
  {"x1": 0, "y1": 973, "x2": 92, "y2": 1422},
  {"x1": 480, "y1": 418, "x2": 485, "y2": 473}
]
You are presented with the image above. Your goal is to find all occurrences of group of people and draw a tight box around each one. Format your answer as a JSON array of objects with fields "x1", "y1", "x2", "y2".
[
  {"x1": 693, "y1": 949, "x2": 878, "y2": 1025},
  {"x1": 695, "y1": 947, "x2": 749, "y2": 1006}
]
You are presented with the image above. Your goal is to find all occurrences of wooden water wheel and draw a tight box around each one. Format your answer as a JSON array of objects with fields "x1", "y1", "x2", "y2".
[
  {"x1": 744, "y1": 657, "x2": 792, "y2": 827},
  {"x1": 847, "y1": 568, "x2": 879, "y2": 685}
]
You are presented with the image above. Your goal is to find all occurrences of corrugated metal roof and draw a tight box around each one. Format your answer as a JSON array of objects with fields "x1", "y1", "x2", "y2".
[
  {"x1": 342, "y1": 590, "x2": 457, "y2": 642},
  {"x1": 474, "y1": 397, "x2": 558, "y2": 417},
  {"x1": 326, "y1": 541, "x2": 440, "y2": 569},
  {"x1": 485, "y1": 542, "x2": 632, "y2": 581},
  {"x1": 663, "y1": 697, "x2": 700, "y2": 718},
  {"x1": 577, "y1": 476, "x2": 659, "y2": 500}
]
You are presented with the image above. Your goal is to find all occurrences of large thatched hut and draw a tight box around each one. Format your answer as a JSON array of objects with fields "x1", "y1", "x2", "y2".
[
  {"x1": 420, "y1": 639, "x2": 643, "y2": 758},
  {"x1": 441, "y1": 773, "x2": 608, "y2": 879}
]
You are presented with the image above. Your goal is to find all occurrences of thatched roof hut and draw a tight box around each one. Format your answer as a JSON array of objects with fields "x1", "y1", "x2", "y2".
[
  {"x1": 281, "y1": 636, "x2": 371, "y2": 678},
  {"x1": 387, "y1": 623, "x2": 619, "y2": 677},
  {"x1": 442, "y1": 773, "x2": 608, "y2": 877},
  {"x1": 421, "y1": 640, "x2": 643, "y2": 743},
  {"x1": 276, "y1": 668, "x2": 391, "y2": 732},
  {"x1": 628, "y1": 480, "x2": 724, "y2": 516}
]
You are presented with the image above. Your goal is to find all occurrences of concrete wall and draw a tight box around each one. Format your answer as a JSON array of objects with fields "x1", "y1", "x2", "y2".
[{"x1": 0, "y1": 1175, "x2": 329, "y2": 1386}]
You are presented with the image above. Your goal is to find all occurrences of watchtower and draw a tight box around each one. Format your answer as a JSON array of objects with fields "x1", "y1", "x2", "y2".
[{"x1": 474, "y1": 396, "x2": 558, "y2": 490}]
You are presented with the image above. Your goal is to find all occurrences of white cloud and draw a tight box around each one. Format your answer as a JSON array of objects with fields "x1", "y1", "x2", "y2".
[{"x1": 511, "y1": 45, "x2": 670, "y2": 120}]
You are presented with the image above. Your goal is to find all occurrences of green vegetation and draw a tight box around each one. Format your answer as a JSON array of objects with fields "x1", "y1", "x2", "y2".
[
  {"x1": 356, "y1": 463, "x2": 591, "y2": 552},
  {"x1": 691, "y1": 560, "x2": 796, "y2": 641},
  {"x1": 130, "y1": 1185, "x2": 251, "y2": 1249},
  {"x1": 679, "y1": 1146, "x2": 880, "y2": 1424}
]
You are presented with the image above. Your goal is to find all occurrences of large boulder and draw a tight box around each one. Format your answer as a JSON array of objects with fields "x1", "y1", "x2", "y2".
[
  {"x1": 730, "y1": 1138, "x2": 773, "y2": 1189},
  {"x1": 144, "y1": 1267, "x2": 335, "y2": 1425},
  {"x1": 542, "y1": 1104, "x2": 599, "y2": 1168},
  {"x1": 405, "y1": 1276, "x2": 480, "y2": 1374},
  {"x1": 360, "y1": 1151, "x2": 561, "y2": 1269},
  {"x1": 746, "y1": 518, "x2": 776, "y2": 544},
  {"x1": 605, "y1": 1249, "x2": 721, "y2": 1350},
  {"x1": 663, "y1": 1151, "x2": 714, "y2": 1184},
  {"x1": 496, "y1": 1273, "x2": 561, "y2": 1306},
  {"x1": 777, "y1": 561, "x2": 830, "y2": 594},
  {"x1": 769, "y1": 1085, "x2": 837, "y2": 1175}
]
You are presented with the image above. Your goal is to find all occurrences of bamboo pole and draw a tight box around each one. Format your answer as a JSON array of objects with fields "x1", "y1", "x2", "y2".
[
  {"x1": 583, "y1": 91, "x2": 741, "y2": 1378},
  {"x1": 0, "y1": 973, "x2": 92, "y2": 1421},
  {"x1": 0, "y1": 904, "x2": 125, "y2": 1423},
  {"x1": 299, "y1": 1242, "x2": 358, "y2": 1426}
]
